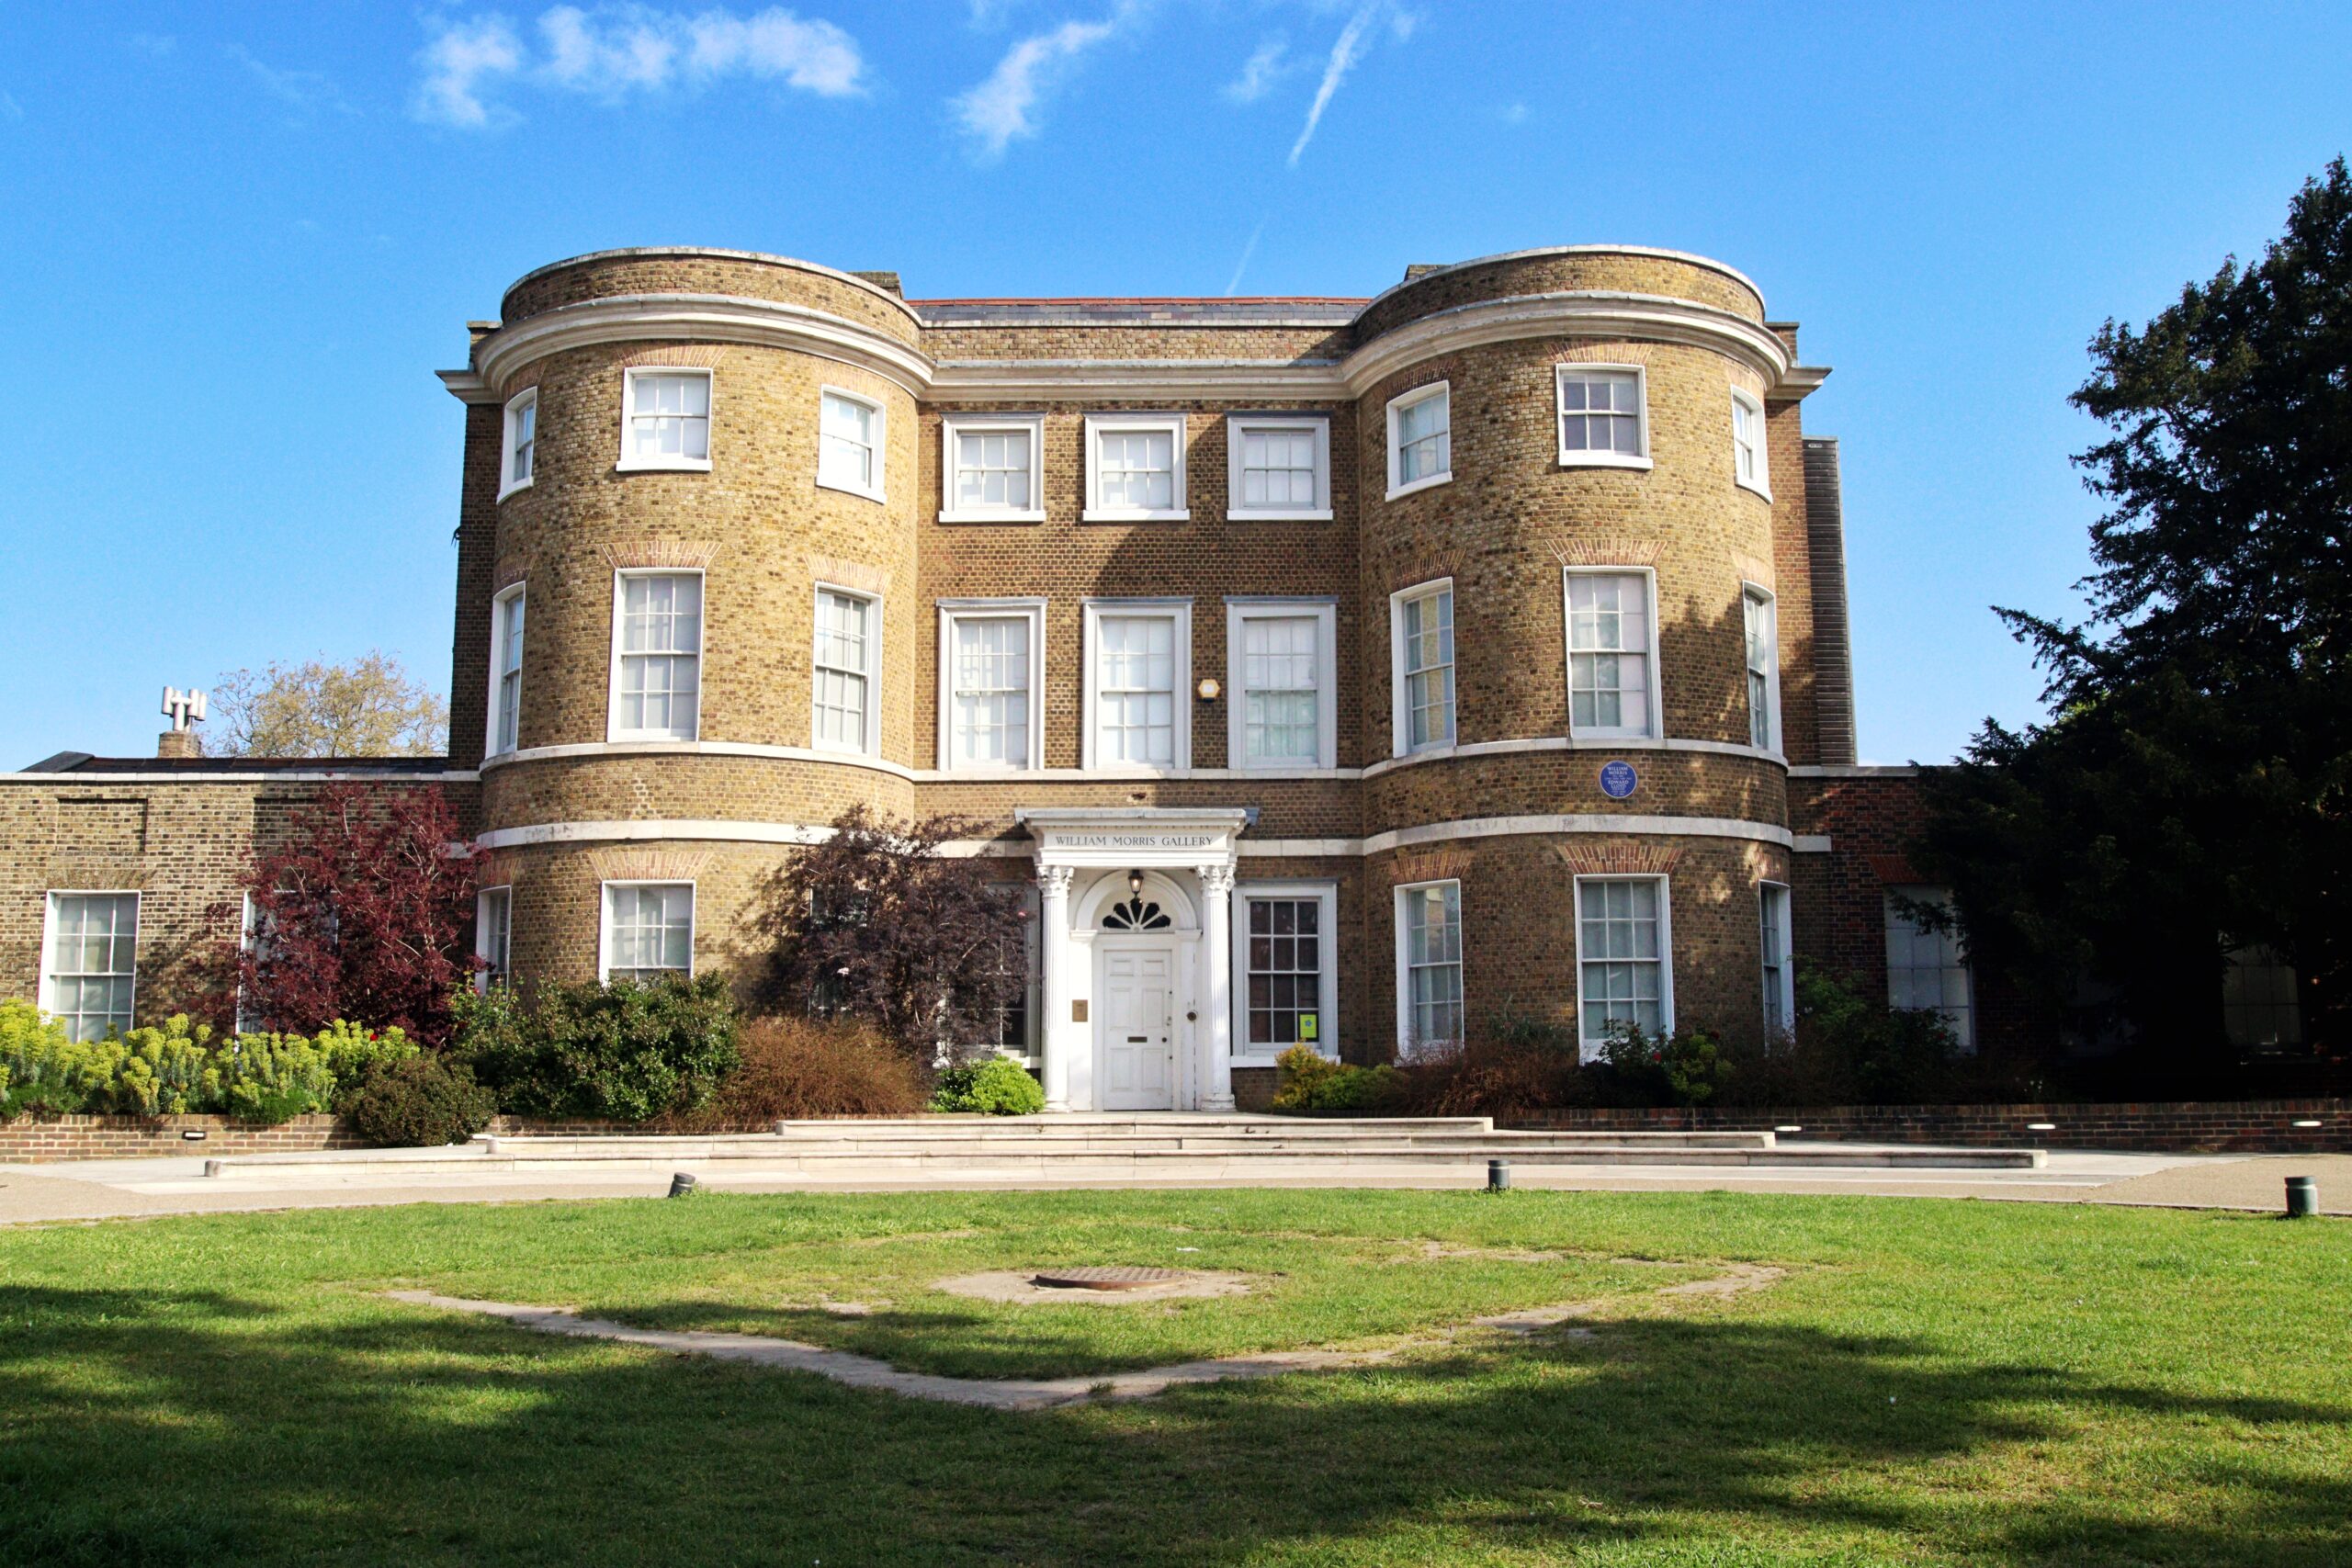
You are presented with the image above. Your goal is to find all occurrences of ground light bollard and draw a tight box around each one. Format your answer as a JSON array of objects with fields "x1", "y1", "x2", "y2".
[
  {"x1": 1487, "y1": 1158, "x2": 1511, "y2": 1191},
  {"x1": 2285, "y1": 1176, "x2": 2318, "y2": 1218},
  {"x1": 668, "y1": 1172, "x2": 699, "y2": 1199}
]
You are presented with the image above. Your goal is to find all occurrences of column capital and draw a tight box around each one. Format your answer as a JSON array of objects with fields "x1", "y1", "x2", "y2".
[
  {"x1": 1037, "y1": 863, "x2": 1075, "y2": 897},
  {"x1": 1194, "y1": 863, "x2": 1236, "y2": 896}
]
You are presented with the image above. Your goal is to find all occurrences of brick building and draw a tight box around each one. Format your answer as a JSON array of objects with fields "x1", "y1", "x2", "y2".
[{"x1": 4, "y1": 243, "x2": 2019, "y2": 1108}]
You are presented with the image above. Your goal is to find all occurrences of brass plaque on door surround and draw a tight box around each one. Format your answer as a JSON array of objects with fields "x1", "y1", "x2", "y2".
[{"x1": 1071, "y1": 999, "x2": 1089, "y2": 1022}]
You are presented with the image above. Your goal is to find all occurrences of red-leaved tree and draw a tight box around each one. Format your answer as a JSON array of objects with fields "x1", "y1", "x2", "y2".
[
  {"x1": 763, "y1": 806, "x2": 1028, "y2": 1058},
  {"x1": 217, "y1": 783, "x2": 477, "y2": 1043}
]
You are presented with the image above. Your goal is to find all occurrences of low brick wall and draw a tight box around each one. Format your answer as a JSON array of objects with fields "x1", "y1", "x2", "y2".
[
  {"x1": 0, "y1": 1112, "x2": 874, "y2": 1163},
  {"x1": 1503, "y1": 1099, "x2": 2352, "y2": 1154},
  {"x1": 0, "y1": 1114, "x2": 360, "y2": 1163}
]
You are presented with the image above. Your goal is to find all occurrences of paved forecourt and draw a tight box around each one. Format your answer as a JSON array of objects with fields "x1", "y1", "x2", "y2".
[{"x1": 3, "y1": 1114, "x2": 2342, "y2": 1224}]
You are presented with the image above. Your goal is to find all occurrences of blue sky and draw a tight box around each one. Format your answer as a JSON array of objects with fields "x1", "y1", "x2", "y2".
[{"x1": 2, "y1": 2, "x2": 2346, "y2": 767}]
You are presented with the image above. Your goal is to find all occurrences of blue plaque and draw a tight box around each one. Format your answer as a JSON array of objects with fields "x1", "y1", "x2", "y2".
[{"x1": 1599, "y1": 760, "x2": 1638, "y2": 799}]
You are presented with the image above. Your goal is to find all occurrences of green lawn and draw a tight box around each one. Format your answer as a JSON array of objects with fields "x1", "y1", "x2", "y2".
[{"x1": 2, "y1": 1190, "x2": 2346, "y2": 1566}]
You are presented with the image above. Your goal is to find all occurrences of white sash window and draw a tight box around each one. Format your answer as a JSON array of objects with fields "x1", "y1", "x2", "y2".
[
  {"x1": 1566, "y1": 570, "x2": 1659, "y2": 739},
  {"x1": 611, "y1": 571, "x2": 702, "y2": 740},
  {"x1": 1577, "y1": 876, "x2": 1672, "y2": 1056},
  {"x1": 618, "y1": 368, "x2": 712, "y2": 471}
]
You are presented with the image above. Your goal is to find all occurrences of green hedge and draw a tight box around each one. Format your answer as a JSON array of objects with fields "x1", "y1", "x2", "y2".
[
  {"x1": 450, "y1": 975, "x2": 741, "y2": 1122},
  {"x1": 0, "y1": 1001, "x2": 419, "y2": 1124},
  {"x1": 1269, "y1": 1045, "x2": 1406, "y2": 1112},
  {"x1": 931, "y1": 1056, "x2": 1046, "y2": 1115}
]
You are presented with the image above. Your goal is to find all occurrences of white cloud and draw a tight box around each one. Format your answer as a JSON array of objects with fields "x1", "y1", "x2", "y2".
[
  {"x1": 0, "y1": 91, "x2": 20, "y2": 122},
  {"x1": 1224, "y1": 221, "x2": 1265, "y2": 296},
  {"x1": 415, "y1": 16, "x2": 526, "y2": 128},
  {"x1": 415, "y1": 6, "x2": 863, "y2": 129},
  {"x1": 229, "y1": 45, "x2": 358, "y2": 116},
  {"x1": 687, "y1": 10, "x2": 863, "y2": 95},
  {"x1": 1224, "y1": 34, "x2": 1286, "y2": 104},
  {"x1": 129, "y1": 33, "x2": 177, "y2": 57},
  {"x1": 1287, "y1": 1, "x2": 1378, "y2": 167},
  {"x1": 952, "y1": 15, "x2": 1120, "y2": 161},
  {"x1": 539, "y1": 6, "x2": 678, "y2": 95}
]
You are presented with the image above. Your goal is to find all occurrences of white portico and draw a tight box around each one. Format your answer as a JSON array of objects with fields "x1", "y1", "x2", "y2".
[{"x1": 1018, "y1": 807, "x2": 1251, "y2": 1112}]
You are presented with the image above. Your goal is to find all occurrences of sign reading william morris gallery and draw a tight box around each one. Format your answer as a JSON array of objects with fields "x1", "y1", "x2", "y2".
[{"x1": 1056, "y1": 833, "x2": 1217, "y2": 851}]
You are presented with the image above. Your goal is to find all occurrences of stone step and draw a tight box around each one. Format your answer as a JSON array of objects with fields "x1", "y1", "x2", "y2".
[
  {"x1": 484, "y1": 1129, "x2": 1781, "y2": 1157},
  {"x1": 767, "y1": 1115, "x2": 1503, "y2": 1135},
  {"x1": 202, "y1": 1139, "x2": 2045, "y2": 1178}
]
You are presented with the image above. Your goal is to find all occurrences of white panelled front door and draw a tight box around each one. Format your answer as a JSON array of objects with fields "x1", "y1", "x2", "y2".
[{"x1": 1098, "y1": 944, "x2": 1177, "y2": 1110}]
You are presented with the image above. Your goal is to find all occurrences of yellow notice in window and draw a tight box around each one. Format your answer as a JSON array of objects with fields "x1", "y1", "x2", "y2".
[{"x1": 1299, "y1": 1014, "x2": 1318, "y2": 1042}]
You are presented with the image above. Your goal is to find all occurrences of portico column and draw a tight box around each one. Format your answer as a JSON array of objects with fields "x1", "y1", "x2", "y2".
[
  {"x1": 1037, "y1": 863, "x2": 1075, "y2": 1111},
  {"x1": 1196, "y1": 863, "x2": 1237, "y2": 1111}
]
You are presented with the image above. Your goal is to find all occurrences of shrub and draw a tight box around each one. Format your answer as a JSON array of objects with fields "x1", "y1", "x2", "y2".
[
  {"x1": 931, "y1": 1056, "x2": 1046, "y2": 1116},
  {"x1": 0, "y1": 1003, "x2": 425, "y2": 1123},
  {"x1": 1594, "y1": 1024, "x2": 1732, "y2": 1107},
  {"x1": 313, "y1": 1021, "x2": 421, "y2": 1093},
  {"x1": 453, "y1": 975, "x2": 741, "y2": 1122},
  {"x1": 1710, "y1": 964, "x2": 1967, "y2": 1107},
  {"x1": 1391, "y1": 1007, "x2": 1592, "y2": 1117},
  {"x1": 212, "y1": 1033, "x2": 337, "y2": 1123},
  {"x1": 344, "y1": 1055, "x2": 496, "y2": 1147},
  {"x1": 668, "y1": 1016, "x2": 927, "y2": 1125},
  {"x1": 2, "y1": 1001, "x2": 111, "y2": 1118},
  {"x1": 1269, "y1": 1045, "x2": 1406, "y2": 1113},
  {"x1": 111, "y1": 1018, "x2": 218, "y2": 1115}
]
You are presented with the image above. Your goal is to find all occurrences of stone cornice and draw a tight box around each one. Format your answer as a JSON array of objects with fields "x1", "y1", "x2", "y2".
[
  {"x1": 1768, "y1": 365, "x2": 1832, "y2": 402},
  {"x1": 1341, "y1": 292, "x2": 1795, "y2": 391},
  {"x1": 501, "y1": 247, "x2": 924, "y2": 328},
  {"x1": 446, "y1": 288, "x2": 1806, "y2": 404},
  {"x1": 1355, "y1": 244, "x2": 1768, "y2": 321},
  {"x1": 463, "y1": 293, "x2": 934, "y2": 400}
]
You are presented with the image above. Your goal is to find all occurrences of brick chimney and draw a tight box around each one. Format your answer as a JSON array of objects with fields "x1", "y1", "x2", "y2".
[{"x1": 156, "y1": 728, "x2": 197, "y2": 759}]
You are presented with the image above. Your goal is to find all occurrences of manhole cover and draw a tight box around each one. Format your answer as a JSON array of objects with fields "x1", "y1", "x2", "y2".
[{"x1": 1029, "y1": 1265, "x2": 1193, "y2": 1292}]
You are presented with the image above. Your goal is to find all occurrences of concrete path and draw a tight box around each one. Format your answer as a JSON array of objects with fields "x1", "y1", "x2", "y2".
[
  {"x1": 5, "y1": 1148, "x2": 2345, "y2": 1226},
  {"x1": 383, "y1": 1290, "x2": 1396, "y2": 1410},
  {"x1": 381, "y1": 1266, "x2": 1785, "y2": 1409}
]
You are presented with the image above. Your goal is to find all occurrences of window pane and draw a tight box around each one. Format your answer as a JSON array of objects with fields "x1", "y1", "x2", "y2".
[
  {"x1": 1401, "y1": 589, "x2": 1455, "y2": 750},
  {"x1": 1579, "y1": 878, "x2": 1666, "y2": 1047},
  {"x1": 952, "y1": 615, "x2": 1031, "y2": 766},
  {"x1": 1241, "y1": 614, "x2": 1319, "y2": 763},
  {"x1": 1246, "y1": 896, "x2": 1326, "y2": 1047},
  {"x1": 1883, "y1": 887, "x2": 1972, "y2": 1051},
  {"x1": 1759, "y1": 885, "x2": 1790, "y2": 1035},
  {"x1": 617, "y1": 574, "x2": 701, "y2": 739},
  {"x1": 1099, "y1": 428, "x2": 1176, "y2": 510},
  {"x1": 1396, "y1": 390, "x2": 1450, "y2": 484},
  {"x1": 955, "y1": 429, "x2": 1033, "y2": 512},
  {"x1": 606, "y1": 883, "x2": 693, "y2": 983},
  {"x1": 1239, "y1": 424, "x2": 1319, "y2": 508},
  {"x1": 46, "y1": 894, "x2": 138, "y2": 1041},
  {"x1": 1567, "y1": 574, "x2": 1651, "y2": 735},
  {"x1": 813, "y1": 591, "x2": 872, "y2": 749},
  {"x1": 628, "y1": 373, "x2": 710, "y2": 464},
  {"x1": 1560, "y1": 370, "x2": 1642, "y2": 457},
  {"x1": 1745, "y1": 591, "x2": 1776, "y2": 750},
  {"x1": 1401, "y1": 883, "x2": 1463, "y2": 1050},
  {"x1": 819, "y1": 393, "x2": 876, "y2": 491},
  {"x1": 2222, "y1": 945, "x2": 2303, "y2": 1049},
  {"x1": 1097, "y1": 615, "x2": 1178, "y2": 763}
]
